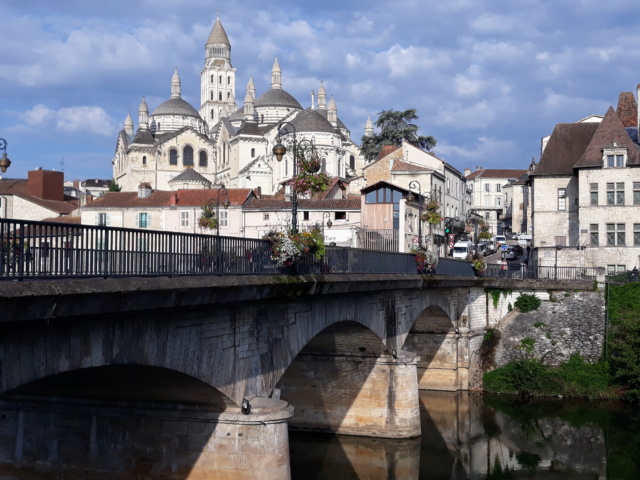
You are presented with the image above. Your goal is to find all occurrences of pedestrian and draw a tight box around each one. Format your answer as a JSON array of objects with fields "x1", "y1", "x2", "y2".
[
  {"x1": 526, "y1": 245, "x2": 531, "y2": 259},
  {"x1": 500, "y1": 258, "x2": 508, "y2": 277},
  {"x1": 631, "y1": 266, "x2": 638, "y2": 281}
]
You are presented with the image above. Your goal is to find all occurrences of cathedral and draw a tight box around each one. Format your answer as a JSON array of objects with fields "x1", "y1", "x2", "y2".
[{"x1": 112, "y1": 13, "x2": 365, "y2": 194}]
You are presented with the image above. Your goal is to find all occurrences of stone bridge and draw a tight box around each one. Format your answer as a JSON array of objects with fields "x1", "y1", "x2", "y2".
[{"x1": 0, "y1": 273, "x2": 595, "y2": 479}]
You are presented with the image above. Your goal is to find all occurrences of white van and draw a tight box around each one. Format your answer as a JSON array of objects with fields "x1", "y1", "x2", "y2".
[
  {"x1": 494, "y1": 235, "x2": 507, "y2": 247},
  {"x1": 452, "y1": 241, "x2": 473, "y2": 260}
]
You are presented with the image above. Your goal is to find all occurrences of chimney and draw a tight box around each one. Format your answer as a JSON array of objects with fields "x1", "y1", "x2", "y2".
[
  {"x1": 254, "y1": 186, "x2": 262, "y2": 198},
  {"x1": 28, "y1": 170, "x2": 64, "y2": 201},
  {"x1": 637, "y1": 84, "x2": 640, "y2": 140},
  {"x1": 464, "y1": 168, "x2": 471, "y2": 177},
  {"x1": 170, "y1": 193, "x2": 177, "y2": 207}
]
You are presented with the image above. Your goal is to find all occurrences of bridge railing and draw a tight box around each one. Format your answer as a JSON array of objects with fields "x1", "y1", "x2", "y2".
[
  {"x1": 0, "y1": 218, "x2": 416, "y2": 279},
  {"x1": 482, "y1": 262, "x2": 601, "y2": 281}
]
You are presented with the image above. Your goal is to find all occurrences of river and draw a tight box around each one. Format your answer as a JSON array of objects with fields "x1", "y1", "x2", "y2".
[{"x1": 0, "y1": 391, "x2": 638, "y2": 479}]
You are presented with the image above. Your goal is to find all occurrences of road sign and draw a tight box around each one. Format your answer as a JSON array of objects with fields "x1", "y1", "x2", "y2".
[
  {"x1": 412, "y1": 237, "x2": 419, "y2": 244},
  {"x1": 448, "y1": 234, "x2": 455, "y2": 242},
  {"x1": 448, "y1": 242, "x2": 454, "y2": 249},
  {"x1": 501, "y1": 245, "x2": 508, "y2": 251}
]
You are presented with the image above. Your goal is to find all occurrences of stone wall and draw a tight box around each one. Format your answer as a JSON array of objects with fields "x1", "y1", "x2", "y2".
[{"x1": 491, "y1": 289, "x2": 605, "y2": 367}]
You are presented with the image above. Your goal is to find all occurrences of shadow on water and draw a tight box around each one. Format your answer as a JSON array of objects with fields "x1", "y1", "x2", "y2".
[{"x1": 0, "y1": 365, "x2": 236, "y2": 479}]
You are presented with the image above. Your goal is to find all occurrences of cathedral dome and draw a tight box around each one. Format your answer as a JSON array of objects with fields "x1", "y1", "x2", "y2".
[
  {"x1": 291, "y1": 109, "x2": 335, "y2": 133},
  {"x1": 254, "y1": 88, "x2": 302, "y2": 110},
  {"x1": 151, "y1": 97, "x2": 202, "y2": 118}
]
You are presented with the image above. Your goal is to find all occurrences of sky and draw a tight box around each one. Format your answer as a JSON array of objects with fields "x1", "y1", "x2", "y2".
[{"x1": 2, "y1": 0, "x2": 640, "y2": 182}]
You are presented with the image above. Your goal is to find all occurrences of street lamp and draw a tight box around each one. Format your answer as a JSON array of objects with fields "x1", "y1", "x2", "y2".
[
  {"x1": 406, "y1": 180, "x2": 428, "y2": 249},
  {"x1": 215, "y1": 185, "x2": 230, "y2": 237},
  {"x1": 322, "y1": 212, "x2": 333, "y2": 237},
  {"x1": 554, "y1": 244, "x2": 563, "y2": 280},
  {"x1": 0, "y1": 139, "x2": 11, "y2": 173},
  {"x1": 272, "y1": 122, "x2": 318, "y2": 233}
]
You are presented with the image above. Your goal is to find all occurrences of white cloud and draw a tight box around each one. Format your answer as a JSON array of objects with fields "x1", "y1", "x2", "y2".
[
  {"x1": 436, "y1": 101, "x2": 496, "y2": 128},
  {"x1": 20, "y1": 105, "x2": 118, "y2": 136},
  {"x1": 373, "y1": 45, "x2": 451, "y2": 78}
]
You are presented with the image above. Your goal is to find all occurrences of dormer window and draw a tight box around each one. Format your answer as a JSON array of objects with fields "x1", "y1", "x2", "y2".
[{"x1": 603, "y1": 144, "x2": 627, "y2": 168}]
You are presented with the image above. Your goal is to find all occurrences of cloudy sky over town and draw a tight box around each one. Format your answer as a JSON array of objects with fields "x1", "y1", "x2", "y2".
[{"x1": 2, "y1": 0, "x2": 640, "y2": 181}]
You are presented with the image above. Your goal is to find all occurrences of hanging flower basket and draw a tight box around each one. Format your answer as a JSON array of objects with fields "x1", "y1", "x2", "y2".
[
  {"x1": 263, "y1": 226, "x2": 326, "y2": 268},
  {"x1": 421, "y1": 211, "x2": 442, "y2": 225},
  {"x1": 412, "y1": 248, "x2": 438, "y2": 274}
]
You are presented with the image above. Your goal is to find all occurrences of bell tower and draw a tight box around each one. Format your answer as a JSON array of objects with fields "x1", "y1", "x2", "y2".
[{"x1": 200, "y1": 12, "x2": 237, "y2": 130}]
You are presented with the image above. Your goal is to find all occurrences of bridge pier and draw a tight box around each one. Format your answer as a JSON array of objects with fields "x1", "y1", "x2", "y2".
[{"x1": 277, "y1": 351, "x2": 421, "y2": 439}]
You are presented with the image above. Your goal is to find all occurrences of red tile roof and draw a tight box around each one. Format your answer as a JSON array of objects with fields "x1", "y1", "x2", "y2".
[
  {"x1": 465, "y1": 168, "x2": 528, "y2": 180},
  {"x1": 84, "y1": 188, "x2": 256, "y2": 208},
  {"x1": 0, "y1": 179, "x2": 78, "y2": 214},
  {"x1": 533, "y1": 122, "x2": 600, "y2": 175}
]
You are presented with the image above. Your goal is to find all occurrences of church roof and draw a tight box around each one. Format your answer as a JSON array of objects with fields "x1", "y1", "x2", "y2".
[
  {"x1": 236, "y1": 121, "x2": 264, "y2": 136},
  {"x1": 131, "y1": 128, "x2": 155, "y2": 145},
  {"x1": 254, "y1": 88, "x2": 302, "y2": 110},
  {"x1": 169, "y1": 168, "x2": 212, "y2": 185},
  {"x1": 291, "y1": 109, "x2": 336, "y2": 134},
  {"x1": 207, "y1": 17, "x2": 230, "y2": 47},
  {"x1": 532, "y1": 123, "x2": 600, "y2": 175},
  {"x1": 151, "y1": 97, "x2": 201, "y2": 118}
]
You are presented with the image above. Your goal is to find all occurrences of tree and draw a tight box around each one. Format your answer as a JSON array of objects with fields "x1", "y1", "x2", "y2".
[
  {"x1": 360, "y1": 109, "x2": 437, "y2": 162},
  {"x1": 108, "y1": 179, "x2": 122, "y2": 192}
]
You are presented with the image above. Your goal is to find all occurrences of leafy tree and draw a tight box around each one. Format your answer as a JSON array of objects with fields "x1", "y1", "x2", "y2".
[
  {"x1": 108, "y1": 179, "x2": 122, "y2": 192},
  {"x1": 360, "y1": 109, "x2": 436, "y2": 162},
  {"x1": 478, "y1": 222, "x2": 492, "y2": 240}
]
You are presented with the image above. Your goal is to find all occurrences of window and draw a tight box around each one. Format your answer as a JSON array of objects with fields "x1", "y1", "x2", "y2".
[
  {"x1": 180, "y1": 211, "x2": 190, "y2": 228},
  {"x1": 228, "y1": 76, "x2": 231, "y2": 84},
  {"x1": 251, "y1": 148, "x2": 255, "y2": 158},
  {"x1": 606, "y1": 182, "x2": 624, "y2": 205},
  {"x1": 590, "y1": 183, "x2": 598, "y2": 205},
  {"x1": 446, "y1": 178, "x2": 450, "y2": 194},
  {"x1": 263, "y1": 213, "x2": 270, "y2": 221},
  {"x1": 607, "y1": 154, "x2": 624, "y2": 168},
  {"x1": 634, "y1": 182, "x2": 640, "y2": 205},
  {"x1": 210, "y1": 75, "x2": 214, "y2": 83},
  {"x1": 138, "y1": 213, "x2": 149, "y2": 229},
  {"x1": 365, "y1": 187, "x2": 401, "y2": 204},
  {"x1": 169, "y1": 149, "x2": 178, "y2": 165},
  {"x1": 495, "y1": 197, "x2": 501, "y2": 207},
  {"x1": 303, "y1": 211, "x2": 309, "y2": 221},
  {"x1": 183, "y1": 146, "x2": 194, "y2": 166},
  {"x1": 484, "y1": 196, "x2": 491, "y2": 206},
  {"x1": 590, "y1": 224, "x2": 598, "y2": 246},
  {"x1": 485, "y1": 184, "x2": 491, "y2": 192},
  {"x1": 606, "y1": 223, "x2": 625, "y2": 246},
  {"x1": 635, "y1": 223, "x2": 640, "y2": 246},
  {"x1": 97, "y1": 213, "x2": 109, "y2": 226},
  {"x1": 142, "y1": 155, "x2": 147, "y2": 166},
  {"x1": 219, "y1": 210, "x2": 228, "y2": 227},
  {"x1": 557, "y1": 188, "x2": 566, "y2": 211},
  {"x1": 496, "y1": 184, "x2": 501, "y2": 192},
  {"x1": 607, "y1": 265, "x2": 626, "y2": 274},
  {"x1": 335, "y1": 211, "x2": 347, "y2": 220},
  {"x1": 218, "y1": 92, "x2": 222, "y2": 101},
  {"x1": 211, "y1": 92, "x2": 214, "y2": 101},
  {"x1": 199, "y1": 151, "x2": 208, "y2": 167},
  {"x1": 219, "y1": 75, "x2": 222, "y2": 83},
  {"x1": 211, "y1": 111, "x2": 214, "y2": 119}
]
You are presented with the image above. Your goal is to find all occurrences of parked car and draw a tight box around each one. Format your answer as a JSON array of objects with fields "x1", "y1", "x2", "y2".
[
  {"x1": 505, "y1": 246, "x2": 518, "y2": 261},
  {"x1": 480, "y1": 240, "x2": 495, "y2": 254},
  {"x1": 506, "y1": 232, "x2": 518, "y2": 240}
]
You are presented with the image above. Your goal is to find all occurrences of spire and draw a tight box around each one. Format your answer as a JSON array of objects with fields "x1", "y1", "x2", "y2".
[
  {"x1": 271, "y1": 57, "x2": 281, "y2": 90},
  {"x1": 365, "y1": 115, "x2": 374, "y2": 137},
  {"x1": 311, "y1": 90, "x2": 315, "y2": 110},
  {"x1": 171, "y1": 67, "x2": 181, "y2": 98},
  {"x1": 138, "y1": 97, "x2": 149, "y2": 130},
  {"x1": 318, "y1": 81, "x2": 327, "y2": 110},
  {"x1": 220, "y1": 104, "x2": 229, "y2": 119},
  {"x1": 243, "y1": 89, "x2": 255, "y2": 121},
  {"x1": 328, "y1": 95, "x2": 337, "y2": 127},
  {"x1": 124, "y1": 111, "x2": 134, "y2": 136},
  {"x1": 205, "y1": 12, "x2": 231, "y2": 61},
  {"x1": 247, "y1": 76, "x2": 255, "y2": 99}
]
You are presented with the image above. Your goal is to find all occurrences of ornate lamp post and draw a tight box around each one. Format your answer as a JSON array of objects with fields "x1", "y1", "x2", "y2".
[
  {"x1": 405, "y1": 180, "x2": 428, "y2": 249},
  {"x1": 215, "y1": 185, "x2": 230, "y2": 237},
  {"x1": 0, "y1": 139, "x2": 11, "y2": 173},
  {"x1": 272, "y1": 122, "x2": 318, "y2": 233},
  {"x1": 322, "y1": 212, "x2": 333, "y2": 237}
]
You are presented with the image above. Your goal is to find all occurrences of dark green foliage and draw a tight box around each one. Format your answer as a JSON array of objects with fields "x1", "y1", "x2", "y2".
[
  {"x1": 607, "y1": 282, "x2": 640, "y2": 402},
  {"x1": 533, "y1": 321, "x2": 547, "y2": 329},
  {"x1": 108, "y1": 179, "x2": 122, "y2": 192},
  {"x1": 483, "y1": 329, "x2": 495, "y2": 342},
  {"x1": 484, "y1": 354, "x2": 616, "y2": 400},
  {"x1": 514, "y1": 293, "x2": 541, "y2": 313},
  {"x1": 516, "y1": 451, "x2": 541, "y2": 469},
  {"x1": 486, "y1": 288, "x2": 512, "y2": 309},
  {"x1": 359, "y1": 109, "x2": 436, "y2": 161},
  {"x1": 507, "y1": 303, "x2": 513, "y2": 312}
]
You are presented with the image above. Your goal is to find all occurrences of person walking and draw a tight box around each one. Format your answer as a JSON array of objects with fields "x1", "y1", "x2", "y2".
[{"x1": 500, "y1": 258, "x2": 508, "y2": 277}]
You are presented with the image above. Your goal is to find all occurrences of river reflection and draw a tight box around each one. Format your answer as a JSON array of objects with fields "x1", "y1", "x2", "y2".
[
  {"x1": 1, "y1": 391, "x2": 639, "y2": 479},
  {"x1": 290, "y1": 391, "x2": 640, "y2": 480}
]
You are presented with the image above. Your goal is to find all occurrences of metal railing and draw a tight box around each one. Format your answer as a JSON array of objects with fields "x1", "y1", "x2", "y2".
[
  {"x1": 482, "y1": 262, "x2": 600, "y2": 280},
  {"x1": 0, "y1": 219, "x2": 601, "y2": 282},
  {"x1": 0, "y1": 218, "x2": 415, "y2": 280}
]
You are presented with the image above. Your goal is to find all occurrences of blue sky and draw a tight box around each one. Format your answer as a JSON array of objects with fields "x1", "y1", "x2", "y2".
[{"x1": 2, "y1": 0, "x2": 640, "y2": 181}]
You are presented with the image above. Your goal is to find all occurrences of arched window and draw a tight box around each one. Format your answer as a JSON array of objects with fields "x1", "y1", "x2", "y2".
[
  {"x1": 227, "y1": 92, "x2": 231, "y2": 99},
  {"x1": 211, "y1": 110, "x2": 214, "y2": 119},
  {"x1": 169, "y1": 148, "x2": 178, "y2": 165},
  {"x1": 183, "y1": 146, "x2": 194, "y2": 166},
  {"x1": 350, "y1": 155, "x2": 355, "y2": 170},
  {"x1": 210, "y1": 75, "x2": 214, "y2": 83},
  {"x1": 261, "y1": 114, "x2": 264, "y2": 123},
  {"x1": 251, "y1": 148, "x2": 255, "y2": 158},
  {"x1": 219, "y1": 92, "x2": 222, "y2": 101},
  {"x1": 219, "y1": 75, "x2": 222, "y2": 83},
  {"x1": 210, "y1": 91, "x2": 214, "y2": 101},
  {"x1": 199, "y1": 151, "x2": 208, "y2": 167},
  {"x1": 227, "y1": 76, "x2": 231, "y2": 84},
  {"x1": 142, "y1": 155, "x2": 147, "y2": 165}
]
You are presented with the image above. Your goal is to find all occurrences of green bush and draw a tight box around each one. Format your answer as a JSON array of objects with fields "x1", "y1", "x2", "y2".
[
  {"x1": 514, "y1": 293, "x2": 541, "y2": 313},
  {"x1": 484, "y1": 359, "x2": 557, "y2": 397}
]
